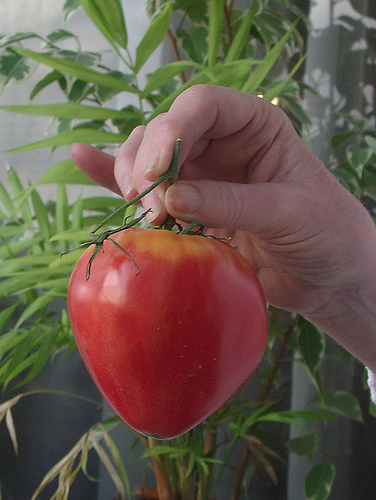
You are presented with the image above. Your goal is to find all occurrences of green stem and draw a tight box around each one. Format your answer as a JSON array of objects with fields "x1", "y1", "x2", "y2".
[{"x1": 92, "y1": 138, "x2": 182, "y2": 233}]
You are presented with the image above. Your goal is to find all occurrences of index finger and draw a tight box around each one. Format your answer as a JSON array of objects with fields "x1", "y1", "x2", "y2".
[{"x1": 141, "y1": 84, "x2": 271, "y2": 182}]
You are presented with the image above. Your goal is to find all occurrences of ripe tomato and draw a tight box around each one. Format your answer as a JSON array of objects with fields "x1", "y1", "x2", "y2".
[{"x1": 68, "y1": 227, "x2": 268, "y2": 439}]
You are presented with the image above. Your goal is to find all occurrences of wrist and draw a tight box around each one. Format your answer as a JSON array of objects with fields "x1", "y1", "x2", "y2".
[{"x1": 305, "y1": 277, "x2": 376, "y2": 372}]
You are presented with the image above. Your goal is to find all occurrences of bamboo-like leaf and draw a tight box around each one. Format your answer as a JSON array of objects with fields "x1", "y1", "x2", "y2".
[
  {"x1": 5, "y1": 408, "x2": 18, "y2": 455},
  {"x1": 31, "y1": 433, "x2": 87, "y2": 499},
  {"x1": 225, "y1": 2, "x2": 258, "y2": 62},
  {"x1": 0, "y1": 103, "x2": 140, "y2": 121},
  {"x1": 208, "y1": 0, "x2": 225, "y2": 67},
  {"x1": 134, "y1": 2, "x2": 173, "y2": 74},
  {"x1": 30, "y1": 189, "x2": 52, "y2": 250},
  {"x1": 99, "y1": 426, "x2": 131, "y2": 496},
  {"x1": 91, "y1": 432, "x2": 126, "y2": 499},
  {"x1": 7, "y1": 128, "x2": 126, "y2": 152},
  {"x1": 56, "y1": 184, "x2": 69, "y2": 236},
  {"x1": 0, "y1": 234, "x2": 43, "y2": 260},
  {"x1": 149, "y1": 72, "x2": 209, "y2": 120},
  {"x1": 10, "y1": 47, "x2": 135, "y2": 92},
  {"x1": 7, "y1": 168, "x2": 34, "y2": 232},
  {"x1": 15, "y1": 292, "x2": 56, "y2": 329},
  {"x1": 0, "y1": 181, "x2": 15, "y2": 216},
  {"x1": 141, "y1": 60, "x2": 203, "y2": 98},
  {"x1": 35, "y1": 159, "x2": 95, "y2": 186},
  {"x1": 241, "y1": 21, "x2": 298, "y2": 94},
  {"x1": 0, "y1": 305, "x2": 18, "y2": 334},
  {"x1": 263, "y1": 54, "x2": 307, "y2": 101},
  {"x1": 81, "y1": 0, "x2": 127, "y2": 50}
]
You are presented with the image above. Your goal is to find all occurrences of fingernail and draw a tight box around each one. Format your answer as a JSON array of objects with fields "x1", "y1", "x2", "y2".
[
  {"x1": 144, "y1": 151, "x2": 160, "y2": 178},
  {"x1": 119, "y1": 173, "x2": 133, "y2": 199},
  {"x1": 169, "y1": 183, "x2": 202, "y2": 214}
]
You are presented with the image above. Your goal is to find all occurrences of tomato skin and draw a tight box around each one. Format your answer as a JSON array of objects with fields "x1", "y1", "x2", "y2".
[{"x1": 68, "y1": 228, "x2": 268, "y2": 439}]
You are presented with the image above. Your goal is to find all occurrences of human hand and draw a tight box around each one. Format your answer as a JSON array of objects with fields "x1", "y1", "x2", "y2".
[{"x1": 71, "y1": 85, "x2": 376, "y2": 368}]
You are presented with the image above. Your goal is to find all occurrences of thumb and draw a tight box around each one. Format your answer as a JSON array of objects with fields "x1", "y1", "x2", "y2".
[{"x1": 165, "y1": 180, "x2": 297, "y2": 234}]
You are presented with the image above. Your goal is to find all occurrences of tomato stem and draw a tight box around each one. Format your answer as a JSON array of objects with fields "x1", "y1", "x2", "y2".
[{"x1": 92, "y1": 138, "x2": 182, "y2": 234}]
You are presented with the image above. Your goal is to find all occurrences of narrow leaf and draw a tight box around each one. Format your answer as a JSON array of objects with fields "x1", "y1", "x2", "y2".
[
  {"x1": 142, "y1": 60, "x2": 202, "y2": 97},
  {"x1": 241, "y1": 21, "x2": 298, "y2": 94},
  {"x1": 15, "y1": 292, "x2": 56, "y2": 329},
  {"x1": 225, "y1": 2, "x2": 258, "y2": 62},
  {"x1": 134, "y1": 2, "x2": 173, "y2": 74},
  {"x1": 11, "y1": 47, "x2": 135, "y2": 92},
  {"x1": 35, "y1": 159, "x2": 95, "y2": 185},
  {"x1": 208, "y1": 0, "x2": 225, "y2": 67},
  {"x1": 5, "y1": 409, "x2": 18, "y2": 455},
  {"x1": 81, "y1": 0, "x2": 127, "y2": 50},
  {"x1": 0, "y1": 103, "x2": 140, "y2": 121},
  {"x1": 7, "y1": 128, "x2": 126, "y2": 152}
]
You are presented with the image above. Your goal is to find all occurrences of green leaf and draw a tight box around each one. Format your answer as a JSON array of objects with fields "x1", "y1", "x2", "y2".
[
  {"x1": 176, "y1": 25, "x2": 208, "y2": 64},
  {"x1": 208, "y1": 0, "x2": 225, "y2": 67},
  {"x1": 225, "y1": 2, "x2": 258, "y2": 62},
  {"x1": 365, "y1": 135, "x2": 376, "y2": 152},
  {"x1": 241, "y1": 20, "x2": 298, "y2": 94},
  {"x1": 142, "y1": 60, "x2": 202, "y2": 97},
  {"x1": 258, "y1": 408, "x2": 336, "y2": 426},
  {"x1": 346, "y1": 145, "x2": 373, "y2": 178},
  {"x1": 36, "y1": 160, "x2": 95, "y2": 185},
  {"x1": 304, "y1": 462, "x2": 335, "y2": 500},
  {"x1": 10, "y1": 47, "x2": 135, "y2": 92},
  {"x1": 297, "y1": 317, "x2": 325, "y2": 378},
  {"x1": 0, "y1": 50, "x2": 38, "y2": 92},
  {"x1": 0, "y1": 305, "x2": 18, "y2": 334},
  {"x1": 204, "y1": 59, "x2": 260, "y2": 89},
  {"x1": 134, "y1": 2, "x2": 173, "y2": 74},
  {"x1": 288, "y1": 433, "x2": 317, "y2": 462},
  {"x1": 15, "y1": 293, "x2": 57, "y2": 329},
  {"x1": 7, "y1": 129, "x2": 126, "y2": 152},
  {"x1": 80, "y1": 0, "x2": 127, "y2": 50},
  {"x1": 29, "y1": 69, "x2": 63, "y2": 101},
  {"x1": 63, "y1": 0, "x2": 81, "y2": 21},
  {"x1": 263, "y1": 54, "x2": 307, "y2": 101},
  {"x1": 331, "y1": 131, "x2": 356, "y2": 150},
  {"x1": 314, "y1": 390, "x2": 363, "y2": 423},
  {"x1": 7, "y1": 169, "x2": 34, "y2": 232},
  {"x1": 0, "y1": 32, "x2": 38, "y2": 49},
  {"x1": 0, "y1": 181, "x2": 15, "y2": 216},
  {"x1": 148, "y1": 72, "x2": 209, "y2": 119},
  {"x1": 0, "y1": 103, "x2": 140, "y2": 121}
]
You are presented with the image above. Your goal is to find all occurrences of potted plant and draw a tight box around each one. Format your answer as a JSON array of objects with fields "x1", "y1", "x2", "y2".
[{"x1": 0, "y1": 1, "x2": 371, "y2": 498}]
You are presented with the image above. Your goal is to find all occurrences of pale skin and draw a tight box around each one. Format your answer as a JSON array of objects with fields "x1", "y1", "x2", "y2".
[{"x1": 71, "y1": 84, "x2": 376, "y2": 372}]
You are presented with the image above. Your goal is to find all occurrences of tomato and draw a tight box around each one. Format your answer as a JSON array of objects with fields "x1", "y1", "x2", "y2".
[{"x1": 68, "y1": 227, "x2": 268, "y2": 439}]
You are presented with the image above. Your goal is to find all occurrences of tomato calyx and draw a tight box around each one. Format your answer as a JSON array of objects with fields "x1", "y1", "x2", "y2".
[{"x1": 63, "y1": 139, "x2": 207, "y2": 279}]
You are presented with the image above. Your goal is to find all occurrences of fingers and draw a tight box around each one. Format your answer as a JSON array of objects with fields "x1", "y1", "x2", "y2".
[
  {"x1": 165, "y1": 179, "x2": 296, "y2": 234},
  {"x1": 70, "y1": 143, "x2": 120, "y2": 195}
]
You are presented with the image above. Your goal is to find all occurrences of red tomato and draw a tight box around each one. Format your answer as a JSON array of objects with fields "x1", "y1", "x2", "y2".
[{"x1": 68, "y1": 227, "x2": 268, "y2": 439}]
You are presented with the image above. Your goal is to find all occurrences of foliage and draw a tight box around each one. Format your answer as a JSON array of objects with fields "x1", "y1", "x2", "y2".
[{"x1": 0, "y1": 1, "x2": 372, "y2": 499}]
